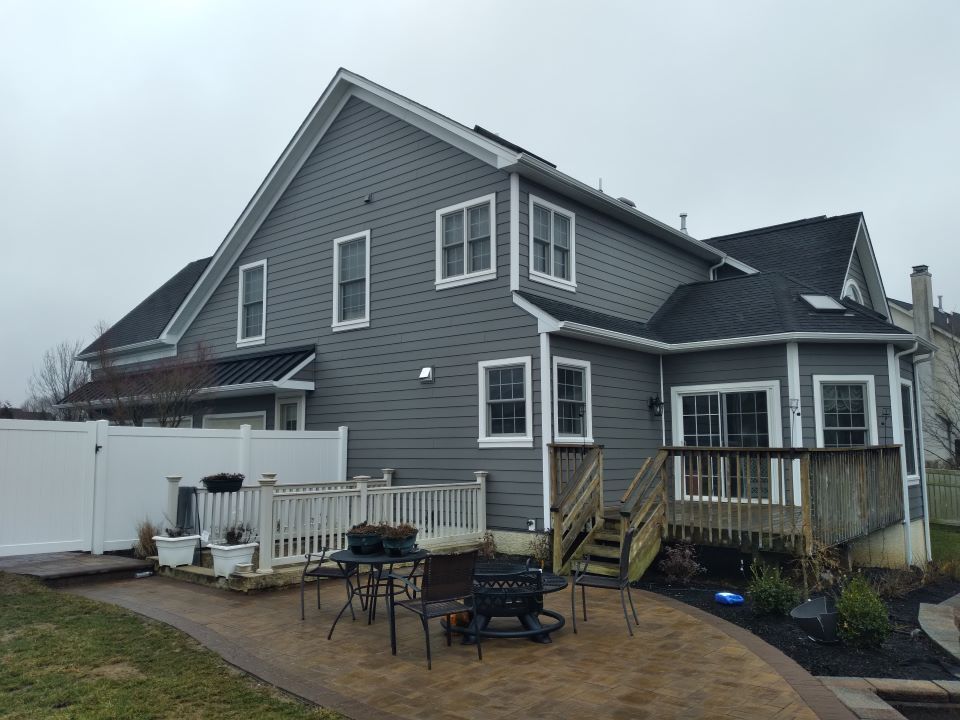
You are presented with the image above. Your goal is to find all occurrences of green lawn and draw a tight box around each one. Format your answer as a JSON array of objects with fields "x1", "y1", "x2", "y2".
[
  {"x1": 0, "y1": 573, "x2": 342, "y2": 720},
  {"x1": 931, "y1": 523, "x2": 960, "y2": 562}
]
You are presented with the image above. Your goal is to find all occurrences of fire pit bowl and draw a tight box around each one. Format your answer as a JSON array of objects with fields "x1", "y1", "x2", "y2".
[{"x1": 790, "y1": 596, "x2": 839, "y2": 644}]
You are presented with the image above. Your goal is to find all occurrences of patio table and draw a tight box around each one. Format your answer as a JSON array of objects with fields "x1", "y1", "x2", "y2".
[{"x1": 326, "y1": 547, "x2": 428, "y2": 640}]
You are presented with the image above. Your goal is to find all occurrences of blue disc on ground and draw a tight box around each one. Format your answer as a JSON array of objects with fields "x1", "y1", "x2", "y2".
[{"x1": 714, "y1": 592, "x2": 744, "y2": 605}]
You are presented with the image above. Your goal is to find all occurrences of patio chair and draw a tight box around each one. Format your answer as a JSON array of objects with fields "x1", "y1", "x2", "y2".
[
  {"x1": 571, "y1": 528, "x2": 640, "y2": 636},
  {"x1": 389, "y1": 550, "x2": 480, "y2": 670},
  {"x1": 300, "y1": 547, "x2": 359, "y2": 621}
]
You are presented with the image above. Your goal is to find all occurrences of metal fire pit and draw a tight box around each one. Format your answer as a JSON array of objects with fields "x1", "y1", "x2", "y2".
[{"x1": 790, "y1": 596, "x2": 839, "y2": 644}]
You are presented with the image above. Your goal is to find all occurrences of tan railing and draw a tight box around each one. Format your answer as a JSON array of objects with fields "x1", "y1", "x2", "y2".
[
  {"x1": 928, "y1": 468, "x2": 960, "y2": 526},
  {"x1": 619, "y1": 449, "x2": 669, "y2": 580},
  {"x1": 660, "y1": 445, "x2": 903, "y2": 554},
  {"x1": 549, "y1": 445, "x2": 604, "y2": 573},
  {"x1": 548, "y1": 443, "x2": 600, "y2": 505}
]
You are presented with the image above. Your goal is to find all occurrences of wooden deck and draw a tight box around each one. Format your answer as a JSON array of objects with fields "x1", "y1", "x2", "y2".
[{"x1": 665, "y1": 500, "x2": 805, "y2": 553}]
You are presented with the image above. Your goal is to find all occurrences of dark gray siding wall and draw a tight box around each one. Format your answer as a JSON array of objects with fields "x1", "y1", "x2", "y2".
[
  {"x1": 178, "y1": 96, "x2": 543, "y2": 530},
  {"x1": 517, "y1": 178, "x2": 711, "y2": 322},
  {"x1": 662, "y1": 345, "x2": 791, "y2": 447},
  {"x1": 549, "y1": 336, "x2": 661, "y2": 503},
  {"x1": 847, "y1": 249, "x2": 873, "y2": 307}
]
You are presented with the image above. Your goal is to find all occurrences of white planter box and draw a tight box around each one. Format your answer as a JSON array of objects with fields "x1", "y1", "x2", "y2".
[
  {"x1": 153, "y1": 535, "x2": 200, "y2": 568},
  {"x1": 208, "y1": 542, "x2": 258, "y2": 578}
]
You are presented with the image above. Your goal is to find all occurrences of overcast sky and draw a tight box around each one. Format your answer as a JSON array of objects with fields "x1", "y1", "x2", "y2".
[{"x1": 2, "y1": 1, "x2": 958, "y2": 403}]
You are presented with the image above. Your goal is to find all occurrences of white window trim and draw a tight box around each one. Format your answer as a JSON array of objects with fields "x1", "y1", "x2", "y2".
[
  {"x1": 201, "y1": 411, "x2": 267, "y2": 429},
  {"x1": 434, "y1": 193, "x2": 498, "y2": 290},
  {"x1": 236, "y1": 259, "x2": 267, "y2": 348},
  {"x1": 275, "y1": 393, "x2": 306, "y2": 432},
  {"x1": 900, "y1": 379, "x2": 920, "y2": 484},
  {"x1": 669, "y1": 380, "x2": 785, "y2": 504},
  {"x1": 843, "y1": 278, "x2": 864, "y2": 304},
  {"x1": 477, "y1": 356, "x2": 533, "y2": 449},
  {"x1": 552, "y1": 356, "x2": 594, "y2": 443},
  {"x1": 142, "y1": 417, "x2": 194, "y2": 428},
  {"x1": 812, "y1": 375, "x2": 879, "y2": 448},
  {"x1": 528, "y1": 194, "x2": 577, "y2": 292},
  {"x1": 332, "y1": 230, "x2": 371, "y2": 332}
]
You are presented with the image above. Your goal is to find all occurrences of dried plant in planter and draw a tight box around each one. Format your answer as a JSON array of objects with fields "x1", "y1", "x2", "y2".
[
  {"x1": 380, "y1": 523, "x2": 418, "y2": 539},
  {"x1": 528, "y1": 530, "x2": 552, "y2": 569},
  {"x1": 134, "y1": 520, "x2": 161, "y2": 558},
  {"x1": 657, "y1": 540, "x2": 705, "y2": 584},
  {"x1": 478, "y1": 531, "x2": 497, "y2": 560},
  {"x1": 164, "y1": 526, "x2": 192, "y2": 538},
  {"x1": 347, "y1": 522, "x2": 382, "y2": 536},
  {"x1": 224, "y1": 523, "x2": 253, "y2": 545}
]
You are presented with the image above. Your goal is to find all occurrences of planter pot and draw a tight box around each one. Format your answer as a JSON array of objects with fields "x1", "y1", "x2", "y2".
[
  {"x1": 346, "y1": 533, "x2": 383, "y2": 555},
  {"x1": 153, "y1": 535, "x2": 200, "y2": 568},
  {"x1": 382, "y1": 533, "x2": 418, "y2": 557},
  {"x1": 208, "y1": 542, "x2": 258, "y2": 578},
  {"x1": 202, "y1": 477, "x2": 243, "y2": 493}
]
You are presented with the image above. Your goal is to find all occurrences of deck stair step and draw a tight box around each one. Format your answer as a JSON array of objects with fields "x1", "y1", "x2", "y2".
[
  {"x1": 592, "y1": 530, "x2": 622, "y2": 544},
  {"x1": 582, "y1": 542, "x2": 620, "y2": 560},
  {"x1": 576, "y1": 561, "x2": 620, "y2": 578}
]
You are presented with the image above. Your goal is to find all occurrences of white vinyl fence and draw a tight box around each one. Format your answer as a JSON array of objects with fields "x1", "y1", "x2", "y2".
[{"x1": 0, "y1": 419, "x2": 348, "y2": 556}]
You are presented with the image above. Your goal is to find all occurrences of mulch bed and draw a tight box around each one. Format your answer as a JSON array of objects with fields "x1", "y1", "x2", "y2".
[{"x1": 637, "y1": 565, "x2": 960, "y2": 680}]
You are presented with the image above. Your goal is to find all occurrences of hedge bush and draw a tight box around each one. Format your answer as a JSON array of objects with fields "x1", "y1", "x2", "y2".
[
  {"x1": 837, "y1": 575, "x2": 890, "y2": 648},
  {"x1": 748, "y1": 562, "x2": 800, "y2": 615}
]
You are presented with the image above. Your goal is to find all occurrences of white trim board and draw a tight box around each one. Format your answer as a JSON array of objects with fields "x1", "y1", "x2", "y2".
[{"x1": 811, "y1": 374, "x2": 879, "y2": 447}]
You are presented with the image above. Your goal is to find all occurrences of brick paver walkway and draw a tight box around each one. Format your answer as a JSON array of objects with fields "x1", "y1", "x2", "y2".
[{"x1": 70, "y1": 576, "x2": 853, "y2": 719}]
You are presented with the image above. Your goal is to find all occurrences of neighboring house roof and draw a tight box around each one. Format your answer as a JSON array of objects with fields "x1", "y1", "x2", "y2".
[
  {"x1": 60, "y1": 347, "x2": 314, "y2": 406},
  {"x1": 889, "y1": 297, "x2": 960, "y2": 338},
  {"x1": 0, "y1": 407, "x2": 54, "y2": 420},
  {"x1": 703, "y1": 214, "x2": 863, "y2": 296},
  {"x1": 80, "y1": 257, "x2": 211, "y2": 356},
  {"x1": 516, "y1": 270, "x2": 917, "y2": 351}
]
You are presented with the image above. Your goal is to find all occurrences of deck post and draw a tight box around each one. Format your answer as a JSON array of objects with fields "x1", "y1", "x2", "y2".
[
  {"x1": 165, "y1": 475, "x2": 182, "y2": 528},
  {"x1": 474, "y1": 471, "x2": 488, "y2": 533},
  {"x1": 799, "y1": 452, "x2": 813, "y2": 555},
  {"x1": 256, "y1": 473, "x2": 277, "y2": 574},
  {"x1": 353, "y1": 476, "x2": 370, "y2": 525},
  {"x1": 381, "y1": 469, "x2": 395, "y2": 487}
]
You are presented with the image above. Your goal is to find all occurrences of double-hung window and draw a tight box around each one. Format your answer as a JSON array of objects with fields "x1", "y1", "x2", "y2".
[
  {"x1": 237, "y1": 260, "x2": 266, "y2": 347},
  {"x1": 435, "y1": 194, "x2": 497, "y2": 289},
  {"x1": 332, "y1": 230, "x2": 370, "y2": 331},
  {"x1": 529, "y1": 195, "x2": 576, "y2": 291},
  {"x1": 478, "y1": 357, "x2": 533, "y2": 448},
  {"x1": 553, "y1": 357, "x2": 593, "y2": 443},
  {"x1": 813, "y1": 375, "x2": 878, "y2": 448},
  {"x1": 901, "y1": 381, "x2": 919, "y2": 481}
]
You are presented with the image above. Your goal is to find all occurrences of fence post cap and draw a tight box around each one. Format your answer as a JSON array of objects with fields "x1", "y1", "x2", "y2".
[
  {"x1": 474, "y1": 471, "x2": 488, "y2": 481},
  {"x1": 259, "y1": 473, "x2": 278, "y2": 486},
  {"x1": 381, "y1": 468, "x2": 395, "y2": 474},
  {"x1": 165, "y1": 475, "x2": 183, "y2": 483}
]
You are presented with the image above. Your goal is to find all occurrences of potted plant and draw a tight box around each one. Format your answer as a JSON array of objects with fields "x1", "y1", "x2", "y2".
[
  {"x1": 208, "y1": 523, "x2": 258, "y2": 578},
  {"x1": 153, "y1": 526, "x2": 200, "y2": 568},
  {"x1": 202, "y1": 472, "x2": 244, "y2": 494},
  {"x1": 346, "y1": 522, "x2": 383, "y2": 555},
  {"x1": 381, "y1": 523, "x2": 418, "y2": 557}
]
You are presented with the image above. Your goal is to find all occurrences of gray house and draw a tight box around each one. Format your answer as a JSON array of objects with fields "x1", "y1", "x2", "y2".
[{"x1": 65, "y1": 69, "x2": 932, "y2": 571}]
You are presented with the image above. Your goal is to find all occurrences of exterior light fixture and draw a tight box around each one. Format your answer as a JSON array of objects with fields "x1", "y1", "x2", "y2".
[
  {"x1": 648, "y1": 395, "x2": 664, "y2": 417},
  {"x1": 418, "y1": 366, "x2": 434, "y2": 384}
]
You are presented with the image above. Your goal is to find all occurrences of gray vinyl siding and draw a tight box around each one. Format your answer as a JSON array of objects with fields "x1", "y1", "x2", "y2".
[
  {"x1": 518, "y1": 179, "x2": 711, "y2": 323},
  {"x1": 550, "y1": 336, "x2": 661, "y2": 503},
  {"x1": 662, "y1": 345, "x2": 791, "y2": 448},
  {"x1": 847, "y1": 249, "x2": 873, "y2": 307},
  {"x1": 179, "y1": 96, "x2": 543, "y2": 530}
]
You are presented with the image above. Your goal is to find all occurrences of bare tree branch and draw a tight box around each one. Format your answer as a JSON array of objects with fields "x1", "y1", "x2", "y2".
[{"x1": 26, "y1": 339, "x2": 90, "y2": 421}]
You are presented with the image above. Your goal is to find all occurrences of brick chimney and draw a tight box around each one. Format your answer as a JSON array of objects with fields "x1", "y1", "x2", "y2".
[{"x1": 911, "y1": 265, "x2": 934, "y2": 341}]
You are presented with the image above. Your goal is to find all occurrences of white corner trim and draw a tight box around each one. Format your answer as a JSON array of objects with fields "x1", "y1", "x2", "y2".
[
  {"x1": 332, "y1": 230, "x2": 371, "y2": 331},
  {"x1": 477, "y1": 356, "x2": 534, "y2": 449},
  {"x1": 434, "y1": 193, "x2": 498, "y2": 290},
  {"x1": 528, "y1": 193, "x2": 576, "y2": 291},
  {"x1": 510, "y1": 173, "x2": 520, "y2": 292},
  {"x1": 552, "y1": 356, "x2": 594, "y2": 443},
  {"x1": 811, "y1": 374, "x2": 879, "y2": 448},
  {"x1": 539, "y1": 333, "x2": 552, "y2": 528},
  {"x1": 236, "y1": 259, "x2": 267, "y2": 347},
  {"x1": 786, "y1": 343, "x2": 802, "y2": 448}
]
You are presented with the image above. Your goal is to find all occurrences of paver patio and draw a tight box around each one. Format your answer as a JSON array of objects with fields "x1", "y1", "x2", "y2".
[{"x1": 70, "y1": 576, "x2": 853, "y2": 719}]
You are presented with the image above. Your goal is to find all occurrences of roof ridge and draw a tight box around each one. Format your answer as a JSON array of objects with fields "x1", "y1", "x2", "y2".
[{"x1": 707, "y1": 213, "x2": 862, "y2": 243}]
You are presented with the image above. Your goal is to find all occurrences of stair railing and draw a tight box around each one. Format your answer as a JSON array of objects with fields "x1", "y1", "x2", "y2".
[
  {"x1": 550, "y1": 445, "x2": 605, "y2": 574},
  {"x1": 618, "y1": 449, "x2": 670, "y2": 580}
]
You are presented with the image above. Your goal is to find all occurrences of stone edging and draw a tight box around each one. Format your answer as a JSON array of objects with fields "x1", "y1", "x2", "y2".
[{"x1": 635, "y1": 590, "x2": 858, "y2": 719}]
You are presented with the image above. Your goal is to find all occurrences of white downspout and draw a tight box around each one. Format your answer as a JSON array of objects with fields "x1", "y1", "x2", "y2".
[
  {"x1": 914, "y1": 350, "x2": 934, "y2": 561},
  {"x1": 540, "y1": 331, "x2": 553, "y2": 530},
  {"x1": 708, "y1": 256, "x2": 728, "y2": 281}
]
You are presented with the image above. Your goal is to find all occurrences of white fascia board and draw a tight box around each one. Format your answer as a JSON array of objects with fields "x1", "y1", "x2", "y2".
[
  {"x1": 507, "y1": 155, "x2": 725, "y2": 262},
  {"x1": 720, "y1": 255, "x2": 760, "y2": 275},
  {"x1": 511, "y1": 293, "x2": 561, "y2": 333},
  {"x1": 158, "y1": 69, "x2": 519, "y2": 348},
  {"x1": 852, "y1": 217, "x2": 891, "y2": 319},
  {"x1": 64, "y1": 379, "x2": 316, "y2": 409},
  {"x1": 76, "y1": 338, "x2": 175, "y2": 362}
]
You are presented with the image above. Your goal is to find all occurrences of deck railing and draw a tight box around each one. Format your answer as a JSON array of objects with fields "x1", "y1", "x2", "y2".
[
  {"x1": 661, "y1": 445, "x2": 903, "y2": 554},
  {"x1": 167, "y1": 471, "x2": 486, "y2": 571},
  {"x1": 549, "y1": 446, "x2": 604, "y2": 573},
  {"x1": 548, "y1": 443, "x2": 601, "y2": 506},
  {"x1": 928, "y1": 468, "x2": 960, "y2": 526}
]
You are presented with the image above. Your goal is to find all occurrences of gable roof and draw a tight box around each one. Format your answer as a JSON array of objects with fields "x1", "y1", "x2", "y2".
[
  {"x1": 704, "y1": 214, "x2": 863, "y2": 297},
  {"x1": 516, "y1": 269, "x2": 918, "y2": 353},
  {"x1": 150, "y1": 68, "x2": 726, "y2": 355},
  {"x1": 80, "y1": 257, "x2": 210, "y2": 356},
  {"x1": 889, "y1": 297, "x2": 960, "y2": 338}
]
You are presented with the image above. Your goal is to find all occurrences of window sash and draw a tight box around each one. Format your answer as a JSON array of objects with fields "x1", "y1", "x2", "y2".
[
  {"x1": 532, "y1": 203, "x2": 572, "y2": 281},
  {"x1": 240, "y1": 265, "x2": 265, "y2": 340},
  {"x1": 556, "y1": 366, "x2": 585, "y2": 436},
  {"x1": 337, "y1": 236, "x2": 367, "y2": 323},
  {"x1": 820, "y1": 383, "x2": 869, "y2": 447},
  {"x1": 441, "y1": 203, "x2": 491, "y2": 279},
  {"x1": 486, "y1": 366, "x2": 526, "y2": 436},
  {"x1": 279, "y1": 402, "x2": 298, "y2": 431}
]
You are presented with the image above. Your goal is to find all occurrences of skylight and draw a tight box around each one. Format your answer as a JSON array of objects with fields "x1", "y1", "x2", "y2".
[{"x1": 801, "y1": 294, "x2": 845, "y2": 311}]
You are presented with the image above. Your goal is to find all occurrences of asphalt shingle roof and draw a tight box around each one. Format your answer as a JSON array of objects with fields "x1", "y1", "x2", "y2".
[
  {"x1": 518, "y1": 271, "x2": 910, "y2": 346},
  {"x1": 704, "y1": 214, "x2": 862, "y2": 295},
  {"x1": 62, "y1": 346, "x2": 314, "y2": 405},
  {"x1": 81, "y1": 257, "x2": 211, "y2": 355},
  {"x1": 889, "y1": 297, "x2": 960, "y2": 337}
]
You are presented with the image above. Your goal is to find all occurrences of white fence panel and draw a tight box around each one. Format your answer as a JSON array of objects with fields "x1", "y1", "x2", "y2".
[
  {"x1": 249, "y1": 427, "x2": 348, "y2": 483},
  {"x1": 0, "y1": 420, "x2": 96, "y2": 555}
]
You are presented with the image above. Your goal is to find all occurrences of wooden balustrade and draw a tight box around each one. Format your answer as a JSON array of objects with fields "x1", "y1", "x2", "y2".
[
  {"x1": 548, "y1": 443, "x2": 600, "y2": 505},
  {"x1": 549, "y1": 446, "x2": 604, "y2": 573}
]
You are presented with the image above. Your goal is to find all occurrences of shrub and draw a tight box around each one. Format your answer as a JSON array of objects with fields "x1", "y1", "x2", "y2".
[
  {"x1": 134, "y1": 520, "x2": 161, "y2": 559},
  {"x1": 749, "y1": 562, "x2": 800, "y2": 615},
  {"x1": 657, "y1": 541, "x2": 705, "y2": 584},
  {"x1": 837, "y1": 575, "x2": 891, "y2": 648}
]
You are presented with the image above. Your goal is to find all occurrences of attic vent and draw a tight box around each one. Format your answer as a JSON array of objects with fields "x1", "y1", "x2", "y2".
[
  {"x1": 617, "y1": 197, "x2": 636, "y2": 208},
  {"x1": 800, "y1": 294, "x2": 845, "y2": 312}
]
